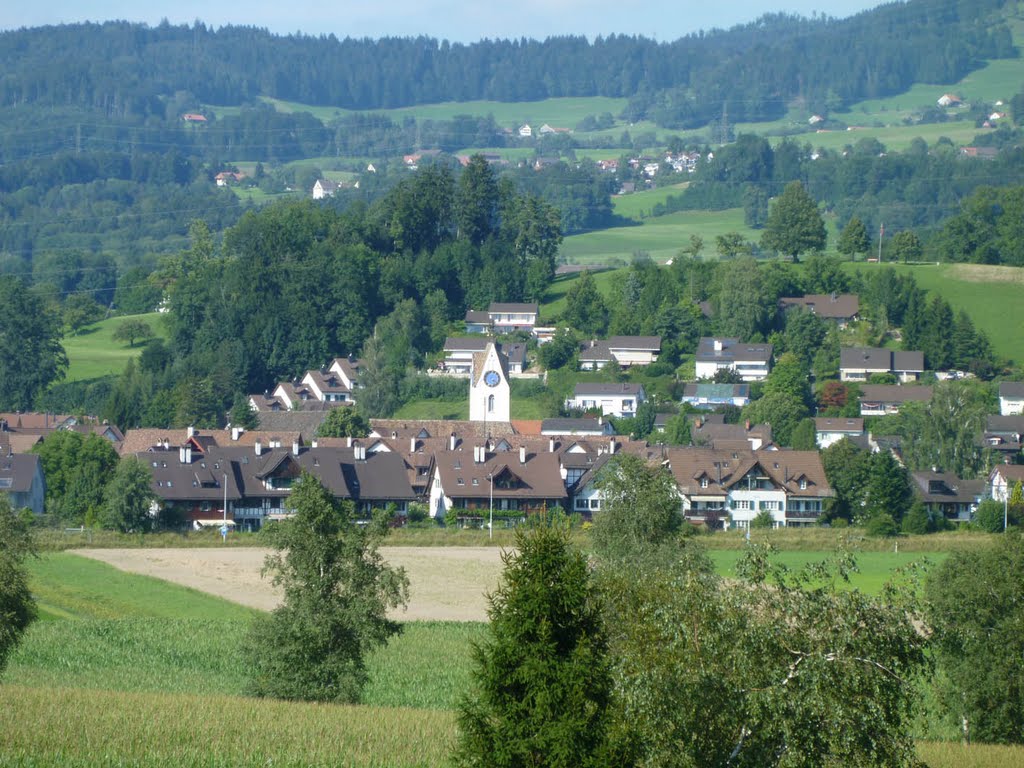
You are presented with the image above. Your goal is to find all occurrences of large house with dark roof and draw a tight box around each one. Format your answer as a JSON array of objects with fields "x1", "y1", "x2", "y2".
[
  {"x1": 840, "y1": 347, "x2": 924, "y2": 383},
  {"x1": 695, "y1": 338, "x2": 773, "y2": 382},
  {"x1": 250, "y1": 357, "x2": 362, "y2": 413},
  {"x1": 681, "y1": 383, "x2": 750, "y2": 410},
  {"x1": 666, "y1": 448, "x2": 833, "y2": 529},
  {"x1": 1000, "y1": 382, "x2": 1024, "y2": 416},
  {"x1": 566, "y1": 383, "x2": 646, "y2": 418},
  {"x1": 911, "y1": 471, "x2": 984, "y2": 524},
  {"x1": 858, "y1": 385, "x2": 932, "y2": 416},
  {"x1": 463, "y1": 302, "x2": 539, "y2": 334},
  {"x1": 578, "y1": 336, "x2": 661, "y2": 369},
  {"x1": 0, "y1": 453, "x2": 46, "y2": 515},
  {"x1": 779, "y1": 294, "x2": 860, "y2": 327},
  {"x1": 983, "y1": 414, "x2": 1024, "y2": 463}
]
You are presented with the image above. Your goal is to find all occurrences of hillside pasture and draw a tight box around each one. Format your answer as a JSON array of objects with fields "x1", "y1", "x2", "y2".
[
  {"x1": 843, "y1": 262, "x2": 1024, "y2": 363},
  {"x1": 61, "y1": 312, "x2": 167, "y2": 382},
  {"x1": 559, "y1": 207, "x2": 754, "y2": 265}
]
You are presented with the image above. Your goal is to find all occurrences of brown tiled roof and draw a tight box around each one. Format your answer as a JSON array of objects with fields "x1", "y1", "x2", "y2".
[
  {"x1": 0, "y1": 412, "x2": 76, "y2": 431},
  {"x1": 667, "y1": 448, "x2": 832, "y2": 498},
  {"x1": 858, "y1": 385, "x2": 932, "y2": 403},
  {"x1": 435, "y1": 449, "x2": 566, "y2": 501},
  {"x1": 370, "y1": 419, "x2": 517, "y2": 439},
  {"x1": 119, "y1": 429, "x2": 307, "y2": 456},
  {"x1": 780, "y1": 294, "x2": 860, "y2": 320},
  {"x1": 911, "y1": 471, "x2": 985, "y2": 505}
]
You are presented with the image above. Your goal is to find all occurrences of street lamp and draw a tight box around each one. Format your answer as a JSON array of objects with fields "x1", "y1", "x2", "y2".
[
  {"x1": 488, "y1": 471, "x2": 494, "y2": 541},
  {"x1": 222, "y1": 472, "x2": 228, "y2": 540}
]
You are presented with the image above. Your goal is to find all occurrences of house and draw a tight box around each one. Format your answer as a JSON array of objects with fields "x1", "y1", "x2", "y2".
[
  {"x1": 312, "y1": 179, "x2": 340, "y2": 199},
  {"x1": 666, "y1": 448, "x2": 832, "y2": 529},
  {"x1": 487, "y1": 302, "x2": 539, "y2": 334},
  {"x1": 857, "y1": 385, "x2": 932, "y2": 416},
  {"x1": 0, "y1": 453, "x2": 46, "y2": 515},
  {"x1": 695, "y1": 338, "x2": 773, "y2": 382},
  {"x1": 840, "y1": 347, "x2": 924, "y2": 383},
  {"x1": 690, "y1": 414, "x2": 772, "y2": 451},
  {"x1": 809, "y1": 114, "x2": 825, "y2": 125},
  {"x1": 983, "y1": 415, "x2": 1024, "y2": 462},
  {"x1": 518, "y1": 124, "x2": 533, "y2": 138},
  {"x1": 567, "y1": 383, "x2": 646, "y2": 418},
  {"x1": 137, "y1": 440, "x2": 415, "y2": 530},
  {"x1": 214, "y1": 171, "x2": 246, "y2": 187},
  {"x1": 779, "y1": 294, "x2": 860, "y2": 327},
  {"x1": 1000, "y1": 382, "x2": 1024, "y2": 415},
  {"x1": 989, "y1": 464, "x2": 1024, "y2": 503},
  {"x1": 181, "y1": 113, "x2": 207, "y2": 123},
  {"x1": 911, "y1": 471, "x2": 984, "y2": 524},
  {"x1": 937, "y1": 94, "x2": 963, "y2": 107},
  {"x1": 442, "y1": 338, "x2": 526, "y2": 376},
  {"x1": 428, "y1": 443, "x2": 567, "y2": 520},
  {"x1": 579, "y1": 336, "x2": 661, "y2": 370},
  {"x1": 959, "y1": 146, "x2": 1000, "y2": 160},
  {"x1": 815, "y1": 418, "x2": 865, "y2": 449},
  {"x1": 301, "y1": 369, "x2": 354, "y2": 404},
  {"x1": 540, "y1": 418, "x2": 613, "y2": 437},
  {"x1": 681, "y1": 383, "x2": 750, "y2": 410},
  {"x1": 251, "y1": 357, "x2": 362, "y2": 413},
  {"x1": 538, "y1": 124, "x2": 570, "y2": 135}
]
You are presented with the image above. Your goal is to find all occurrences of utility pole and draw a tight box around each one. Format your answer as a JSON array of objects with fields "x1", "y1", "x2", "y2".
[
  {"x1": 878, "y1": 222, "x2": 884, "y2": 262},
  {"x1": 488, "y1": 472, "x2": 494, "y2": 541}
]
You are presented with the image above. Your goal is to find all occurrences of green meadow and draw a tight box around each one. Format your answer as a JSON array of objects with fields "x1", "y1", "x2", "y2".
[
  {"x1": 61, "y1": 312, "x2": 167, "y2": 382},
  {"x1": 843, "y1": 262, "x2": 1024, "y2": 364},
  {"x1": 3, "y1": 542, "x2": 1021, "y2": 766}
]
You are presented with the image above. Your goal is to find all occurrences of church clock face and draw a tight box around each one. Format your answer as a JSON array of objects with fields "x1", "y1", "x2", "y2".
[{"x1": 484, "y1": 370, "x2": 500, "y2": 387}]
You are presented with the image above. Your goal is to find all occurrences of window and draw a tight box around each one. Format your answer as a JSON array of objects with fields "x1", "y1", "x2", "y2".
[
  {"x1": 472, "y1": 478, "x2": 479, "y2": 486},
  {"x1": 457, "y1": 478, "x2": 465, "y2": 486},
  {"x1": 799, "y1": 479, "x2": 808, "y2": 490},
  {"x1": 590, "y1": 499, "x2": 601, "y2": 509},
  {"x1": 700, "y1": 477, "x2": 709, "y2": 489},
  {"x1": 734, "y1": 499, "x2": 750, "y2": 510},
  {"x1": 623, "y1": 400, "x2": 633, "y2": 410},
  {"x1": 487, "y1": 394, "x2": 495, "y2": 413}
]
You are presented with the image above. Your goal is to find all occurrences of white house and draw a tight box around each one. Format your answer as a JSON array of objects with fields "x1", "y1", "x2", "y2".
[
  {"x1": 579, "y1": 336, "x2": 661, "y2": 370},
  {"x1": 989, "y1": 464, "x2": 1024, "y2": 503},
  {"x1": 518, "y1": 124, "x2": 533, "y2": 138},
  {"x1": 1000, "y1": 382, "x2": 1024, "y2": 415},
  {"x1": 312, "y1": 179, "x2": 339, "y2": 199},
  {"x1": 442, "y1": 338, "x2": 527, "y2": 376},
  {"x1": 695, "y1": 338, "x2": 773, "y2": 382},
  {"x1": 567, "y1": 383, "x2": 645, "y2": 418},
  {"x1": 814, "y1": 417, "x2": 865, "y2": 449},
  {"x1": 667, "y1": 448, "x2": 832, "y2": 529},
  {"x1": 681, "y1": 383, "x2": 750, "y2": 410}
]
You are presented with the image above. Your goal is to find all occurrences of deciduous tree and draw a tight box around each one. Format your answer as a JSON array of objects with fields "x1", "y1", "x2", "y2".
[
  {"x1": 100, "y1": 456, "x2": 157, "y2": 532},
  {"x1": 316, "y1": 407, "x2": 370, "y2": 438},
  {"x1": 0, "y1": 278, "x2": 68, "y2": 411},
  {"x1": 245, "y1": 473, "x2": 408, "y2": 702},
  {"x1": 0, "y1": 496, "x2": 36, "y2": 676},
  {"x1": 591, "y1": 453, "x2": 681, "y2": 558},
  {"x1": 760, "y1": 181, "x2": 826, "y2": 260},
  {"x1": 112, "y1": 319, "x2": 154, "y2": 348}
]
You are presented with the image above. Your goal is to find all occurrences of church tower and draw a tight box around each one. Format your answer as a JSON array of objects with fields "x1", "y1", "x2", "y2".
[{"x1": 469, "y1": 342, "x2": 511, "y2": 424}]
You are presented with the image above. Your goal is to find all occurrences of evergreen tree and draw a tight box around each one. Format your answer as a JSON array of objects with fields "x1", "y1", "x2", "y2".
[
  {"x1": 455, "y1": 523, "x2": 612, "y2": 768},
  {"x1": 562, "y1": 271, "x2": 608, "y2": 336},
  {"x1": 863, "y1": 450, "x2": 912, "y2": 525}
]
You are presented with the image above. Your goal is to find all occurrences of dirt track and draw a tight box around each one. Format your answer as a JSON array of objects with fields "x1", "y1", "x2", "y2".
[{"x1": 76, "y1": 547, "x2": 507, "y2": 622}]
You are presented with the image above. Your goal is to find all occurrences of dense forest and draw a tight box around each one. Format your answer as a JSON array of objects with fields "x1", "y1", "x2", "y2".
[{"x1": 0, "y1": 0, "x2": 1010, "y2": 129}]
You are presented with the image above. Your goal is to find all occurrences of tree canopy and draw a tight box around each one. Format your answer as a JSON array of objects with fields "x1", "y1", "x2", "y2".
[
  {"x1": 0, "y1": 496, "x2": 37, "y2": 676},
  {"x1": 245, "y1": 473, "x2": 408, "y2": 703},
  {"x1": 760, "y1": 181, "x2": 827, "y2": 260}
]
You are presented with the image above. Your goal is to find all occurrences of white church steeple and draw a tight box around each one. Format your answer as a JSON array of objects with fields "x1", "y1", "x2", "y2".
[{"x1": 470, "y1": 342, "x2": 510, "y2": 423}]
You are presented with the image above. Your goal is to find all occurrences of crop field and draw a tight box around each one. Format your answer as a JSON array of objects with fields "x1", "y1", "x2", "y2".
[
  {"x1": 61, "y1": 312, "x2": 167, "y2": 382},
  {"x1": 843, "y1": 262, "x2": 1024, "y2": 363},
  {"x1": 3, "y1": 541, "x2": 1022, "y2": 766}
]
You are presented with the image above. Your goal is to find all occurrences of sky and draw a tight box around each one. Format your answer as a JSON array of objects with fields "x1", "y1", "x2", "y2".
[{"x1": 4, "y1": 1, "x2": 886, "y2": 42}]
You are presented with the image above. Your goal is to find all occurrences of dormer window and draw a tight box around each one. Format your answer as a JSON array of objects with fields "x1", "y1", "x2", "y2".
[
  {"x1": 799, "y1": 478, "x2": 807, "y2": 490},
  {"x1": 700, "y1": 477, "x2": 709, "y2": 488}
]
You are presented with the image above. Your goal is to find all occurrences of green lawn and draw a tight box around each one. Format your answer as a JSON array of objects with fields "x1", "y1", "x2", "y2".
[
  {"x1": 560, "y1": 208, "x2": 755, "y2": 265},
  {"x1": 844, "y1": 262, "x2": 1024, "y2": 363},
  {"x1": 611, "y1": 182, "x2": 690, "y2": 221},
  {"x1": 540, "y1": 268, "x2": 624, "y2": 323},
  {"x1": 61, "y1": 312, "x2": 167, "y2": 382}
]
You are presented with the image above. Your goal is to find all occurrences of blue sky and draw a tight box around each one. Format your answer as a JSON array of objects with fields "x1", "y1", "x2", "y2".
[{"x1": 5, "y1": 1, "x2": 885, "y2": 42}]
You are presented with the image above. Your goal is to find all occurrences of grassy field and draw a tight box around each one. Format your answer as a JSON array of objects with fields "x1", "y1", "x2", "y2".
[
  {"x1": 844, "y1": 262, "x2": 1024, "y2": 363},
  {"x1": 611, "y1": 182, "x2": 690, "y2": 221},
  {"x1": 4, "y1": 543, "x2": 1022, "y2": 767},
  {"x1": 540, "y1": 267, "x2": 625, "y2": 322},
  {"x1": 559, "y1": 207, "x2": 755, "y2": 265},
  {"x1": 259, "y1": 96, "x2": 629, "y2": 130},
  {"x1": 61, "y1": 312, "x2": 167, "y2": 382}
]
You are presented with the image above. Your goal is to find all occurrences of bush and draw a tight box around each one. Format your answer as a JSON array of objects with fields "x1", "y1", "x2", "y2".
[
  {"x1": 975, "y1": 498, "x2": 1012, "y2": 533},
  {"x1": 866, "y1": 513, "x2": 899, "y2": 537},
  {"x1": 750, "y1": 509, "x2": 775, "y2": 529}
]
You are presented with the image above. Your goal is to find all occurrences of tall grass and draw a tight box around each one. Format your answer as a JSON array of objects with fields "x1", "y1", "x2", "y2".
[{"x1": 0, "y1": 685, "x2": 458, "y2": 768}]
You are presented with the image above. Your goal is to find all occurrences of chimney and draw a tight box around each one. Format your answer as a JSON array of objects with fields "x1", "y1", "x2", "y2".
[
  {"x1": 410, "y1": 437, "x2": 416, "y2": 453},
  {"x1": 354, "y1": 444, "x2": 366, "y2": 461},
  {"x1": 450, "y1": 433, "x2": 457, "y2": 451},
  {"x1": 187, "y1": 426, "x2": 195, "y2": 438},
  {"x1": 713, "y1": 339, "x2": 723, "y2": 352},
  {"x1": 255, "y1": 439, "x2": 263, "y2": 456},
  {"x1": 162, "y1": 439, "x2": 170, "y2": 450},
  {"x1": 745, "y1": 420, "x2": 751, "y2": 431},
  {"x1": 231, "y1": 426, "x2": 242, "y2": 441},
  {"x1": 519, "y1": 446, "x2": 526, "y2": 464},
  {"x1": 609, "y1": 438, "x2": 617, "y2": 455},
  {"x1": 179, "y1": 445, "x2": 191, "y2": 464},
  {"x1": 549, "y1": 438, "x2": 556, "y2": 453},
  {"x1": 292, "y1": 439, "x2": 300, "y2": 456},
  {"x1": 346, "y1": 436, "x2": 353, "y2": 448}
]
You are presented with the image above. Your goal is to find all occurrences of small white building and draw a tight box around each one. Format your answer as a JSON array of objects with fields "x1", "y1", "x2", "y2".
[
  {"x1": 567, "y1": 383, "x2": 646, "y2": 419},
  {"x1": 814, "y1": 417, "x2": 865, "y2": 449},
  {"x1": 999, "y1": 382, "x2": 1024, "y2": 416}
]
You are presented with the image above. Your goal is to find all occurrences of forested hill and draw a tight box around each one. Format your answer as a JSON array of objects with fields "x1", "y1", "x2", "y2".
[{"x1": 0, "y1": 0, "x2": 1012, "y2": 129}]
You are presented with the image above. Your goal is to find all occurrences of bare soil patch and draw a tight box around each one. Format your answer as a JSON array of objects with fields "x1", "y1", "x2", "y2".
[{"x1": 77, "y1": 547, "x2": 506, "y2": 622}]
